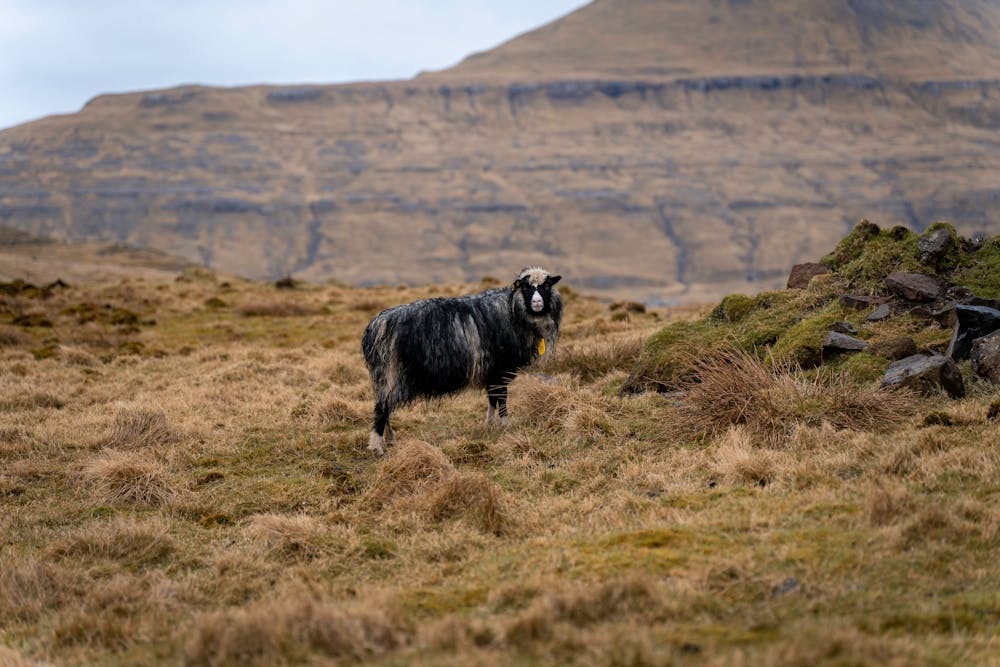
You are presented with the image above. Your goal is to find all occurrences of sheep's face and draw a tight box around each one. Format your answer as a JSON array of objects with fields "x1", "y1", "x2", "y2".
[{"x1": 513, "y1": 267, "x2": 561, "y2": 317}]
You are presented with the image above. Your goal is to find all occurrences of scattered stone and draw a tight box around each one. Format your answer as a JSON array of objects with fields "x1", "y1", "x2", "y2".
[
  {"x1": 274, "y1": 275, "x2": 298, "y2": 289},
  {"x1": 866, "y1": 303, "x2": 892, "y2": 322},
  {"x1": 970, "y1": 330, "x2": 1000, "y2": 383},
  {"x1": 828, "y1": 321, "x2": 857, "y2": 335},
  {"x1": 885, "y1": 272, "x2": 943, "y2": 302},
  {"x1": 881, "y1": 354, "x2": 965, "y2": 398},
  {"x1": 869, "y1": 337, "x2": 918, "y2": 361},
  {"x1": 918, "y1": 227, "x2": 954, "y2": 263},
  {"x1": 908, "y1": 303, "x2": 957, "y2": 327},
  {"x1": 840, "y1": 294, "x2": 891, "y2": 311},
  {"x1": 988, "y1": 401, "x2": 1000, "y2": 422},
  {"x1": 946, "y1": 304, "x2": 1000, "y2": 360},
  {"x1": 823, "y1": 331, "x2": 869, "y2": 352},
  {"x1": 787, "y1": 262, "x2": 829, "y2": 289}
]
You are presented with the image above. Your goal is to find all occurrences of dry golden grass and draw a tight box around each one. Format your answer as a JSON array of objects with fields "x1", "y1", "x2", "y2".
[
  {"x1": 82, "y1": 449, "x2": 179, "y2": 506},
  {"x1": 2, "y1": 274, "x2": 999, "y2": 666},
  {"x1": 680, "y1": 348, "x2": 917, "y2": 444}
]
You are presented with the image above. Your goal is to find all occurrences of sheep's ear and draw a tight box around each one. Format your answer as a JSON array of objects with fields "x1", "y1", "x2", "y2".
[
  {"x1": 513, "y1": 277, "x2": 524, "y2": 289},
  {"x1": 546, "y1": 275, "x2": 562, "y2": 286}
]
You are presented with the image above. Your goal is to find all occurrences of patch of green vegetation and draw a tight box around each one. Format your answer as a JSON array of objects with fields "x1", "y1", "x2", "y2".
[
  {"x1": 623, "y1": 290, "x2": 830, "y2": 392},
  {"x1": 767, "y1": 302, "x2": 855, "y2": 368},
  {"x1": 822, "y1": 220, "x2": 924, "y2": 292},
  {"x1": 954, "y1": 236, "x2": 1000, "y2": 299}
]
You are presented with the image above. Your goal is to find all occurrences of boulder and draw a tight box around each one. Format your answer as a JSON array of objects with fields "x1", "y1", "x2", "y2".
[
  {"x1": 918, "y1": 227, "x2": 953, "y2": 261},
  {"x1": 828, "y1": 321, "x2": 857, "y2": 335},
  {"x1": 823, "y1": 331, "x2": 869, "y2": 352},
  {"x1": 885, "y1": 272, "x2": 943, "y2": 302},
  {"x1": 946, "y1": 304, "x2": 1000, "y2": 360},
  {"x1": 881, "y1": 354, "x2": 965, "y2": 398},
  {"x1": 970, "y1": 330, "x2": 1000, "y2": 383},
  {"x1": 869, "y1": 337, "x2": 918, "y2": 361},
  {"x1": 840, "y1": 294, "x2": 891, "y2": 311},
  {"x1": 866, "y1": 303, "x2": 892, "y2": 322},
  {"x1": 787, "y1": 262, "x2": 830, "y2": 289}
]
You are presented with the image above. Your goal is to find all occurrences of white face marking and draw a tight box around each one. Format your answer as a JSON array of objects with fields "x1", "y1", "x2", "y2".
[{"x1": 530, "y1": 289, "x2": 544, "y2": 312}]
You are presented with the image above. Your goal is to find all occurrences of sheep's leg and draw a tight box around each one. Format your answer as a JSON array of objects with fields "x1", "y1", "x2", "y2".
[
  {"x1": 496, "y1": 384, "x2": 509, "y2": 427},
  {"x1": 486, "y1": 382, "x2": 509, "y2": 427},
  {"x1": 369, "y1": 401, "x2": 391, "y2": 455},
  {"x1": 486, "y1": 393, "x2": 498, "y2": 426}
]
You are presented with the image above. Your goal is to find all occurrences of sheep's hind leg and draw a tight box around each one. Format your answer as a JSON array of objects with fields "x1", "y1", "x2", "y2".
[
  {"x1": 369, "y1": 401, "x2": 391, "y2": 456},
  {"x1": 486, "y1": 383, "x2": 508, "y2": 428}
]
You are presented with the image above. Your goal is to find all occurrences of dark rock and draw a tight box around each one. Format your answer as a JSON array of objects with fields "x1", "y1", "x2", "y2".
[
  {"x1": 866, "y1": 303, "x2": 892, "y2": 322},
  {"x1": 823, "y1": 331, "x2": 869, "y2": 352},
  {"x1": 828, "y1": 321, "x2": 857, "y2": 335},
  {"x1": 946, "y1": 305, "x2": 1000, "y2": 360},
  {"x1": 885, "y1": 272, "x2": 943, "y2": 302},
  {"x1": 882, "y1": 354, "x2": 965, "y2": 398},
  {"x1": 988, "y1": 402, "x2": 1000, "y2": 422},
  {"x1": 274, "y1": 275, "x2": 298, "y2": 289},
  {"x1": 908, "y1": 303, "x2": 956, "y2": 327},
  {"x1": 840, "y1": 294, "x2": 891, "y2": 311},
  {"x1": 970, "y1": 330, "x2": 1000, "y2": 383},
  {"x1": 945, "y1": 286, "x2": 975, "y2": 302},
  {"x1": 917, "y1": 227, "x2": 953, "y2": 262},
  {"x1": 787, "y1": 262, "x2": 829, "y2": 289},
  {"x1": 869, "y1": 337, "x2": 918, "y2": 361}
]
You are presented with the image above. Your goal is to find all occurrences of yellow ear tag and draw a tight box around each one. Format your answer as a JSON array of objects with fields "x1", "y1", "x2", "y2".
[{"x1": 537, "y1": 339, "x2": 546, "y2": 355}]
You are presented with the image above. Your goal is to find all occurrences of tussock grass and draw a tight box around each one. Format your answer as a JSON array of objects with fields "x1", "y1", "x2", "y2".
[
  {"x1": 50, "y1": 517, "x2": 177, "y2": 566},
  {"x1": 185, "y1": 594, "x2": 411, "y2": 667},
  {"x1": 546, "y1": 333, "x2": 644, "y2": 381},
  {"x1": 244, "y1": 513, "x2": 356, "y2": 562},
  {"x1": 101, "y1": 404, "x2": 179, "y2": 449},
  {"x1": 425, "y1": 471, "x2": 508, "y2": 535},
  {"x1": 362, "y1": 439, "x2": 455, "y2": 510},
  {"x1": 679, "y1": 348, "x2": 917, "y2": 444},
  {"x1": 83, "y1": 449, "x2": 178, "y2": 506}
]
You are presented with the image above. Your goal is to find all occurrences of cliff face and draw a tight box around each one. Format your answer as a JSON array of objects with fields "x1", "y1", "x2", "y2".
[{"x1": 2, "y1": 0, "x2": 1000, "y2": 303}]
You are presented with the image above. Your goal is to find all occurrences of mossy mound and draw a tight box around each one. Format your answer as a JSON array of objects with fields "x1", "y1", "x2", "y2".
[{"x1": 623, "y1": 220, "x2": 999, "y2": 394}]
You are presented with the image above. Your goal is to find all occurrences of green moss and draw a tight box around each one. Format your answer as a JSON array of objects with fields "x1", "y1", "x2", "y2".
[
  {"x1": 954, "y1": 237, "x2": 1000, "y2": 299},
  {"x1": 767, "y1": 302, "x2": 852, "y2": 368},
  {"x1": 834, "y1": 352, "x2": 890, "y2": 384},
  {"x1": 822, "y1": 221, "x2": 924, "y2": 292},
  {"x1": 711, "y1": 293, "x2": 757, "y2": 323}
]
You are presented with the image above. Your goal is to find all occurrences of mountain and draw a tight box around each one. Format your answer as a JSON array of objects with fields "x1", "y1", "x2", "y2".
[{"x1": 2, "y1": 0, "x2": 1000, "y2": 303}]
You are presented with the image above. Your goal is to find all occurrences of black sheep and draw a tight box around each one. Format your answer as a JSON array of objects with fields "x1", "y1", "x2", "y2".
[{"x1": 361, "y1": 267, "x2": 562, "y2": 455}]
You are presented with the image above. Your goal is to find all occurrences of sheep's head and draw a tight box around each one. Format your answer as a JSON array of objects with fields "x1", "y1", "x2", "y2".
[{"x1": 513, "y1": 267, "x2": 562, "y2": 318}]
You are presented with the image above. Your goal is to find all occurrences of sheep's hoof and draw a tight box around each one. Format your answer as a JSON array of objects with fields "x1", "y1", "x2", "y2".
[{"x1": 367, "y1": 432, "x2": 386, "y2": 456}]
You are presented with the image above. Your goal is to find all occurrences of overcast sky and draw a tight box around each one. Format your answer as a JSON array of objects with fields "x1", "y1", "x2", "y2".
[{"x1": 0, "y1": 0, "x2": 586, "y2": 130}]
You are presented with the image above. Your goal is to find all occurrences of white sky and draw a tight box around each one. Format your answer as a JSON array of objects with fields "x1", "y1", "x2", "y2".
[{"x1": 0, "y1": 0, "x2": 586, "y2": 130}]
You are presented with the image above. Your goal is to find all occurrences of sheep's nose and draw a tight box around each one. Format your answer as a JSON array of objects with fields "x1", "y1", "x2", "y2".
[{"x1": 531, "y1": 290, "x2": 544, "y2": 312}]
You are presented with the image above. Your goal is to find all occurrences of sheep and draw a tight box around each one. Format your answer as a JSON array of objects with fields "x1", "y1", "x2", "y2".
[{"x1": 361, "y1": 267, "x2": 563, "y2": 455}]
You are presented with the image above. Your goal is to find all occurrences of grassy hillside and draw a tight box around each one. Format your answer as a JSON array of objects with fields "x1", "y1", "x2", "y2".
[{"x1": 1, "y1": 260, "x2": 999, "y2": 665}]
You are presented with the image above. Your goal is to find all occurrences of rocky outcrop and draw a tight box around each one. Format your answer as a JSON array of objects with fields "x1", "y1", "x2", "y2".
[
  {"x1": 882, "y1": 354, "x2": 965, "y2": 398},
  {"x1": 946, "y1": 305, "x2": 1000, "y2": 360},
  {"x1": 885, "y1": 272, "x2": 943, "y2": 302},
  {"x1": 971, "y1": 330, "x2": 1000, "y2": 382},
  {"x1": 787, "y1": 263, "x2": 829, "y2": 289}
]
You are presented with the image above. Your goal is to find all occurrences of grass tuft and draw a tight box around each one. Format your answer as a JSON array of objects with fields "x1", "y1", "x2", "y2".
[
  {"x1": 101, "y1": 404, "x2": 179, "y2": 449},
  {"x1": 83, "y1": 449, "x2": 178, "y2": 506}
]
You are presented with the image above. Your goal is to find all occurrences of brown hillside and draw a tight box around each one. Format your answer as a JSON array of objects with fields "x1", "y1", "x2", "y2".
[{"x1": 2, "y1": 0, "x2": 1000, "y2": 303}]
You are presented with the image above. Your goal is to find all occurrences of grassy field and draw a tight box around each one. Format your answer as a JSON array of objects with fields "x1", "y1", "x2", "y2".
[{"x1": 1, "y1": 268, "x2": 999, "y2": 666}]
